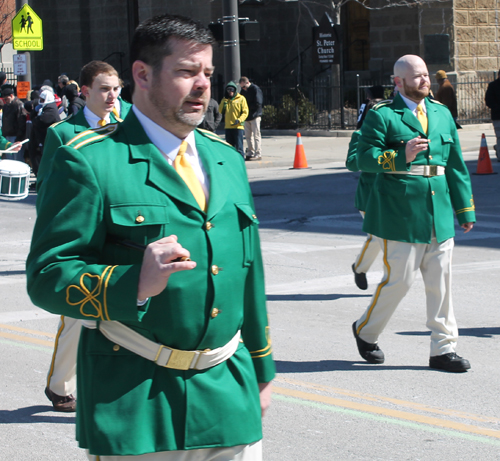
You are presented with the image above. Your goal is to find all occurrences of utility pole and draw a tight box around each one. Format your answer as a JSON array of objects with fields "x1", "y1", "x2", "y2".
[
  {"x1": 15, "y1": 0, "x2": 31, "y2": 88},
  {"x1": 222, "y1": 0, "x2": 241, "y2": 84}
]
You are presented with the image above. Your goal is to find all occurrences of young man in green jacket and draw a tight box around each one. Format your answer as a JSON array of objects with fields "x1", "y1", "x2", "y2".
[
  {"x1": 352, "y1": 55, "x2": 475, "y2": 373},
  {"x1": 27, "y1": 14, "x2": 274, "y2": 460}
]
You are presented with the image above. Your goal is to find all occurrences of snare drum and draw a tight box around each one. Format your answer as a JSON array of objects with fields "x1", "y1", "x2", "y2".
[{"x1": 0, "y1": 160, "x2": 31, "y2": 201}]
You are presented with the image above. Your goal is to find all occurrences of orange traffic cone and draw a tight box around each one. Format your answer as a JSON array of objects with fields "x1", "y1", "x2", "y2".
[
  {"x1": 293, "y1": 133, "x2": 309, "y2": 169},
  {"x1": 475, "y1": 133, "x2": 497, "y2": 175}
]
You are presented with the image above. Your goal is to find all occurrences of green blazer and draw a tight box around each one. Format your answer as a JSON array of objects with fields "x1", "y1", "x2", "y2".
[
  {"x1": 26, "y1": 110, "x2": 275, "y2": 456},
  {"x1": 37, "y1": 109, "x2": 122, "y2": 189},
  {"x1": 356, "y1": 94, "x2": 475, "y2": 244},
  {"x1": 0, "y1": 128, "x2": 13, "y2": 151},
  {"x1": 345, "y1": 130, "x2": 376, "y2": 212}
]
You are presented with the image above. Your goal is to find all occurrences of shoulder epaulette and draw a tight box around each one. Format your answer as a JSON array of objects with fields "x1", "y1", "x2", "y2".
[
  {"x1": 66, "y1": 123, "x2": 119, "y2": 150},
  {"x1": 196, "y1": 128, "x2": 233, "y2": 148},
  {"x1": 372, "y1": 99, "x2": 393, "y2": 110},
  {"x1": 50, "y1": 118, "x2": 69, "y2": 129},
  {"x1": 429, "y1": 98, "x2": 445, "y2": 106}
]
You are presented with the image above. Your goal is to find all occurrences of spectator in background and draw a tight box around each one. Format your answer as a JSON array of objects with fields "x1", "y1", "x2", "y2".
[
  {"x1": 239, "y1": 76, "x2": 263, "y2": 161},
  {"x1": 1, "y1": 84, "x2": 27, "y2": 161},
  {"x1": 28, "y1": 90, "x2": 60, "y2": 175},
  {"x1": 198, "y1": 97, "x2": 222, "y2": 132},
  {"x1": 56, "y1": 74, "x2": 69, "y2": 98},
  {"x1": 435, "y1": 70, "x2": 458, "y2": 122},
  {"x1": 219, "y1": 81, "x2": 248, "y2": 157},
  {"x1": 485, "y1": 70, "x2": 500, "y2": 161},
  {"x1": 64, "y1": 83, "x2": 86, "y2": 116}
]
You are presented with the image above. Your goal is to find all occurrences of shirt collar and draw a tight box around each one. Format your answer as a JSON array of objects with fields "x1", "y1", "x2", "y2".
[
  {"x1": 84, "y1": 106, "x2": 110, "y2": 128},
  {"x1": 132, "y1": 105, "x2": 197, "y2": 161},
  {"x1": 400, "y1": 93, "x2": 426, "y2": 115}
]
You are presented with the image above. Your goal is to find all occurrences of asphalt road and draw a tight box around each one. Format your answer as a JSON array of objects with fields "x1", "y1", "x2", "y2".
[{"x1": 1, "y1": 129, "x2": 499, "y2": 460}]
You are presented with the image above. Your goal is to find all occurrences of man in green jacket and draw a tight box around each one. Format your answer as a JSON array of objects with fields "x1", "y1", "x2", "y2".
[
  {"x1": 27, "y1": 14, "x2": 275, "y2": 459},
  {"x1": 39, "y1": 60, "x2": 130, "y2": 414},
  {"x1": 219, "y1": 81, "x2": 248, "y2": 157},
  {"x1": 352, "y1": 55, "x2": 475, "y2": 373}
]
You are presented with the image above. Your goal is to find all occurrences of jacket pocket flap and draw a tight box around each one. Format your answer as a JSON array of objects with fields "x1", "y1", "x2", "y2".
[{"x1": 110, "y1": 204, "x2": 169, "y2": 226}]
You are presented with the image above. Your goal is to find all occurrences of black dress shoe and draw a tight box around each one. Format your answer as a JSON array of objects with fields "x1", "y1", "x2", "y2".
[
  {"x1": 45, "y1": 387, "x2": 76, "y2": 412},
  {"x1": 352, "y1": 322, "x2": 385, "y2": 364},
  {"x1": 429, "y1": 352, "x2": 471, "y2": 373},
  {"x1": 352, "y1": 263, "x2": 368, "y2": 290}
]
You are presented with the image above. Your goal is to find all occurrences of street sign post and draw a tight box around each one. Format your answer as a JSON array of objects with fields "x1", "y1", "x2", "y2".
[
  {"x1": 12, "y1": 4, "x2": 43, "y2": 51},
  {"x1": 13, "y1": 54, "x2": 27, "y2": 75}
]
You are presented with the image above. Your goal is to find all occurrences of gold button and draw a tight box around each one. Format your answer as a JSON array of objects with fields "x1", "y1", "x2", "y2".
[
  {"x1": 206, "y1": 221, "x2": 213, "y2": 230},
  {"x1": 252, "y1": 214, "x2": 257, "y2": 219},
  {"x1": 211, "y1": 265, "x2": 219, "y2": 275},
  {"x1": 401, "y1": 140, "x2": 404, "y2": 144},
  {"x1": 204, "y1": 348, "x2": 211, "y2": 352},
  {"x1": 211, "y1": 308, "x2": 220, "y2": 318},
  {"x1": 136, "y1": 215, "x2": 145, "y2": 223},
  {"x1": 429, "y1": 155, "x2": 433, "y2": 160},
  {"x1": 431, "y1": 191, "x2": 435, "y2": 195},
  {"x1": 113, "y1": 345, "x2": 120, "y2": 351}
]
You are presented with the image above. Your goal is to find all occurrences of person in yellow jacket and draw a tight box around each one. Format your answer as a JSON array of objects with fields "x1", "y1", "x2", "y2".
[{"x1": 219, "y1": 81, "x2": 248, "y2": 157}]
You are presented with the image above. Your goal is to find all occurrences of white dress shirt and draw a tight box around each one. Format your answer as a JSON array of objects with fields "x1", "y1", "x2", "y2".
[
  {"x1": 132, "y1": 105, "x2": 210, "y2": 200},
  {"x1": 83, "y1": 106, "x2": 110, "y2": 128}
]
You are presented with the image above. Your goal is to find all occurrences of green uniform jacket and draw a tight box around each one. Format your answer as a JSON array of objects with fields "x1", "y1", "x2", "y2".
[
  {"x1": 37, "y1": 109, "x2": 122, "y2": 190},
  {"x1": 26, "y1": 110, "x2": 275, "y2": 456},
  {"x1": 0, "y1": 128, "x2": 14, "y2": 150},
  {"x1": 219, "y1": 93, "x2": 248, "y2": 129},
  {"x1": 356, "y1": 94, "x2": 475, "y2": 244},
  {"x1": 345, "y1": 130, "x2": 376, "y2": 212}
]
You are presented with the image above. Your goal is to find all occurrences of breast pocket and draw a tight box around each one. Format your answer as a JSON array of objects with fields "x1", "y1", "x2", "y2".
[
  {"x1": 439, "y1": 133, "x2": 454, "y2": 162},
  {"x1": 108, "y1": 203, "x2": 168, "y2": 247},
  {"x1": 235, "y1": 203, "x2": 259, "y2": 267}
]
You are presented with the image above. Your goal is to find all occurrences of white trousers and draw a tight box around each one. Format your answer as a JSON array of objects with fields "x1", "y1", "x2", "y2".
[
  {"x1": 353, "y1": 211, "x2": 381, "y2": 274},
  {"x1": 244, "y1": 117, "x2": 262, "y2": 156},
  {"x1": 86, "y1": 440, "x2": 262, "y2": 461},
  {"x1": 355, "y1": 236, "x2": 458, "y2": 357},
  {"x1": 47, "y1": 316, "x2": 82, "y2": 395}
]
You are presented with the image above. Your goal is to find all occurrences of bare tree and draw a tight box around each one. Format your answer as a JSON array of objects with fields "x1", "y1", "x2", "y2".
[{"x1": 0, "y1": 0, "x2": 16, "y2": 49}]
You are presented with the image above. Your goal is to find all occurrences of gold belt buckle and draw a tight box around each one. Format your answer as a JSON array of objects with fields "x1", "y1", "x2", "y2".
[
  {"x1": 423, "y1": 165, "x2": 438, "y2": 177},
  {"x1": 156, "y1": 346, "x2": 197, "y2": 370}
]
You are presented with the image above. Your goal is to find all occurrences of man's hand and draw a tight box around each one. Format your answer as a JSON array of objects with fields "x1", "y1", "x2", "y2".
[
  {"x1": 232, "y1": 119, "x2": 240, "y2": 126},
  {"x1": 258, "y1": 381, "x2": 272, "y2": 417},
  {"x1": 405, "y1": 136, "x2": 428, "y2": 163},
  {"x1": 9, "y1": 142, "x2": 22, "y2": 152},
  {"x1": 137, "y1": 235, "x2": 196, "y2": 300},
  {"x1": 461, "y1": 222, "x2": 474, "y2": 233}
]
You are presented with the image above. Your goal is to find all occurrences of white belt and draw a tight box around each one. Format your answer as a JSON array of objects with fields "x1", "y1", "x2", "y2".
[
  {"x1": 385, "y1": 165, "x2": 445, "y2": 177},
  {"x1": 83, "y1": 320, "x2": 241, "y2": 371}
]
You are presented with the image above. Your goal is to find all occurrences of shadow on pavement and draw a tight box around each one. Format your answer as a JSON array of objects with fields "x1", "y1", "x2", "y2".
[
  {"x1": 267, "y1": 293, "x2": 372, "y2": 301},
  {"x1": 397, "y1": 326, "x2": 500, "y2": 338},
  {"x1": 0, "y1": 405, "x2": 75, "y2": 424},
  {"x1": 275, "y1": 359, "x2": 428, "y2": 373}
]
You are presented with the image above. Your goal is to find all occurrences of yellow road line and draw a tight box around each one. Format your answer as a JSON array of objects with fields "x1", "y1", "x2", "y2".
[
  {"x1": 273, "y1": 385, "x2": 500, "y2": 440},
  {"x1": 0, "y1": 331, "x2": 54, "y2": 347},
  {"x1": 0, "y1": 323, "x2": 56, "y2": 338},
  {"x1": 277, "y1": 377, "x2": 500, "y2": 425}
]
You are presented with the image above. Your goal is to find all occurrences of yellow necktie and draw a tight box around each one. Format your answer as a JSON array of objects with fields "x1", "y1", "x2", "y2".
[
  {"x1": 416, "y1": 104, "x2": 427, "y2": 134},
  {"x1": 111, "y1": 107, "x2": 120, "y2": 119},
  {"x1": 98, "y1": 119, "x2": 107, "y2": 127},
  {"x1": 173, "y1": 141, "x2": 207, "y2": 212}
]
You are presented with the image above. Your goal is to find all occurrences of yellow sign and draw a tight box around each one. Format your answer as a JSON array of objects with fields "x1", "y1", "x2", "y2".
[{"x1": 12, "y1": 5, "x2": 43, "y2": 51}]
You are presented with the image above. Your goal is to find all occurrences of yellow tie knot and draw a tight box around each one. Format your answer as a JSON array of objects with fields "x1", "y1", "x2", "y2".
[
  {"x1": 416, "y1": 104, "x2": 427, "y2": 134},
  {"x1": 98, "y1": 119, "x2": 107, "y2": 127}
]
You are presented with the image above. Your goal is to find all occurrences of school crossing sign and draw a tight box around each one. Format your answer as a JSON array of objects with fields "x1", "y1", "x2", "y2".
[{"x1": 12, "y1": 5, "x2": 43, "y2": 51}]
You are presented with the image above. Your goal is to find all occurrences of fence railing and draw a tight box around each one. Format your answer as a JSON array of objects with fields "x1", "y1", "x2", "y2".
[{"x1": 259, "y1": 74, "x2": 493, "y2": 130}]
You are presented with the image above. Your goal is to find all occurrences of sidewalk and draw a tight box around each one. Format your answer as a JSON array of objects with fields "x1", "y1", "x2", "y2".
[{"x1": 244, "y1": 123, "x2": 497, "y2": 169}]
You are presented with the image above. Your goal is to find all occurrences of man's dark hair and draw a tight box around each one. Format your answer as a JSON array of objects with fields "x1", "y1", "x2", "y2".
[
  {"x1": 79, "y1": 60, "x2": 119, "y2": 88},
  {"x1": 130, "y1": 14, "x2": 214, "y2": 75}
]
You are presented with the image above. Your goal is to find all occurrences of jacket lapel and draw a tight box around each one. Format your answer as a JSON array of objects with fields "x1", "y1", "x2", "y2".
[
  {"x1": 393, "y1": 94, "x2": 426, "y2": 136},
  {"x1": 120, "y1": 111, "x2": 201, "y2": 211},
  {"x1": 195, "y1": 130, "x2": 229, "y2": 219},
  {"x1": 73, "y1": 110, "x2": 90, "y2": 134}
]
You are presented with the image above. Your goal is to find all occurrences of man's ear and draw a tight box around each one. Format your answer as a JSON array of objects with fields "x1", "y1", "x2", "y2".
[
  {"x1": 393, "y1": 76, "x2": 403, "y2": 89},
  {"x1": 132, "y1": 60, "x2": 153, "y2": 92},
  {"x1": 81, "y1": 85, "x2": 90, "y2": 98}
]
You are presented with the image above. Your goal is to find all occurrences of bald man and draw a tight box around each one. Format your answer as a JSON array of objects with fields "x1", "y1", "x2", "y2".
[{"x1": 352, "y1": 55, "x2": 475, "y2": 373}]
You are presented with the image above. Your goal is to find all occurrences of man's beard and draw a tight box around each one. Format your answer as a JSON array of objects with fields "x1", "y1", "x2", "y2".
[
  {"x1": 403, "y1": 79, "x2": 429, "y2": 101},
  {"x1": 176, "y1": 103, "x2": 207, "y2": 128}
]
